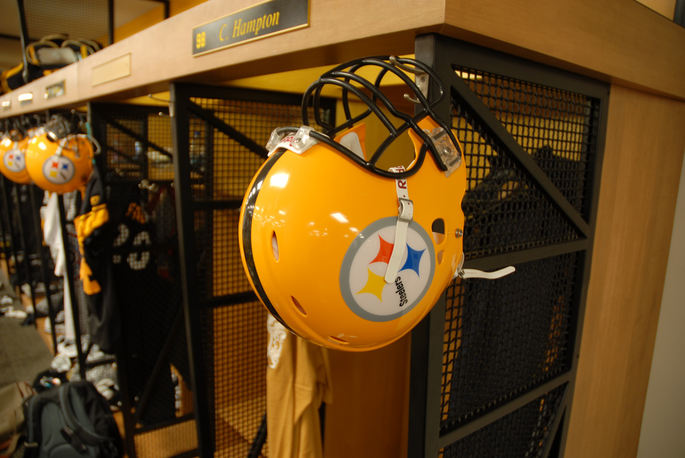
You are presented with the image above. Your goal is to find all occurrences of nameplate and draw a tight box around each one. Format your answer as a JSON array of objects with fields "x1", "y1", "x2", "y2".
[
  {"x1": 92, "y1": 54, "x2": 131, "y2": 86},
  {"x1": 45, "y1": 80, "x2": 66, "y2": 99},
  {"x1": 192, "y1": 0, "x2": 309, "y2": 56}
]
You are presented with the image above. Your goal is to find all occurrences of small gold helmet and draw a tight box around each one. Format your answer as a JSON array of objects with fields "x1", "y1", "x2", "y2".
[
  {"x1": 0, "y1": 126, "x2": 32, "y2": 184},
  {"x1": 25, "y1": 115, "x2": 94, "y2": 194}
]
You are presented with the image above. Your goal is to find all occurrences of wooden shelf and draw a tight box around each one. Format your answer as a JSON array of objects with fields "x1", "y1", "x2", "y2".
[{"x1": 1, "y1": 0, "x2": 683, "y2": 118}]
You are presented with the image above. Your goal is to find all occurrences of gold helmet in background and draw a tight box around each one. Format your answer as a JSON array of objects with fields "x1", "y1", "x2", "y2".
[
  {"x1": 0, "y1": 124, "x2": 32, "y2": 184},
  {"x1": 25, "y1": 114, "x2": 94, "y2": 194}
]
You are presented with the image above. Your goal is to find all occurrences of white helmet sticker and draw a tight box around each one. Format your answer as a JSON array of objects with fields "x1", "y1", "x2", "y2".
[
  {"x1": 3, "y1": 148, "x2": 25, "y2": 173},
  {"x1": 42, "y1": 155, "x2": 75, "y2": 184},
  {"x1": 340, "y1": 217, "x2": 435, "y2": 322}
]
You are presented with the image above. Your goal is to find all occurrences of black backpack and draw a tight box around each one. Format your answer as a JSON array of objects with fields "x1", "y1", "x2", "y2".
[{"x1": 23, "y1": 381, "x2": 123, "y2": 458}]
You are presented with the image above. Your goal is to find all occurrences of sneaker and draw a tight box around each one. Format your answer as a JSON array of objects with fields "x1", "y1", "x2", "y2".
[
  {"x1": 86, "y1": 345, "x2": 111, "y2": 363},
  {"x1": 94, "y1": 378, "x2": 117, "y2": 401},
  {"x1": 20, "y1": 283, "x2": 32, "y2": 298},
  {"x1": 51, "y1": 353, "x2": 72, "y2": 373},
  {"x1": 5, "y1": 309, "x2": 27, "y2": 319},
  {"x1": 57, "y1": 335, "x2": 90, "y2": 359},
  {"x1": 43, "y1": 318, "x2": 65, "y2": 335}
]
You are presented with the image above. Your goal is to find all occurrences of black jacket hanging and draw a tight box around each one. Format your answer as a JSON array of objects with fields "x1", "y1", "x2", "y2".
[{"x1": 74, "y1": 166, "x2": 120, "y2": 354}]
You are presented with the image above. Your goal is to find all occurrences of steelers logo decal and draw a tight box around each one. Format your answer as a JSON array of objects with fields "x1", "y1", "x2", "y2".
[
  {"x1": 340, "y1": 217, "x2": 435, "y2": 322},
  {"x1": 3, "y1": 148, "x2": 25, "y2": 173},
  {"x1": 42, "y1": 155, "x2": 75, "y2": 184}
]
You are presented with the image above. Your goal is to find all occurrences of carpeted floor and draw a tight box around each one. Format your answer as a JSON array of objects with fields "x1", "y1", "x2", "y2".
[{"x1": 0, "y1": 276, "x2": 53, "y2": 388}]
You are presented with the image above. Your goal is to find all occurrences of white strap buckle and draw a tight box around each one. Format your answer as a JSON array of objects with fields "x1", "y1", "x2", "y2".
[
  {"x1": 56, "y1": 138, "x2": 67, "y2": 157},
  {"x1": 397, "y1": 197, "x2": 413, "y2": 223},
  {"x1": 454, "y1": 252, "x2": 516, "y2": 280},
  {"x1": 385, "y1": 197, "x2": 413, "y2": 283},
  {"x1": 459, "y1": 266, "x2": 516, "y2": 280}
]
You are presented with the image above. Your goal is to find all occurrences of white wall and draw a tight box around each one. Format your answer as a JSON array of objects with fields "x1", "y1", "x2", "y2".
[{"x1": 637, "y1": 152, "x2": 685, "y2": 458}]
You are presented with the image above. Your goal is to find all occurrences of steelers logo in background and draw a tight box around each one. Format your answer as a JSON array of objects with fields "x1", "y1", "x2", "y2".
[
  {"x1": 340, "y1": 216, "x2": 435, "y2": 322},
  {"x1": 42, "y1": 155, "x2": 75, "y2": 185},
  {"x1": 3, "y1": 147, "x2": 25, "y2": 173}
]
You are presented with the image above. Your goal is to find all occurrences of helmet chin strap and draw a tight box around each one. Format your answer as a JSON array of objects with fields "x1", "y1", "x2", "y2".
[
  {"x1": 55, "y1": 137, "x2": 67, "y2": 157},
  {"x1": 454, "y1": 253, "x2": 516, "y2": 280},
  {"x1": 385, "y1": 166, "x2": 412, "y2": 283},
  {"x1": 383, "y1": 167, "x2": 515, "y2": 283}
]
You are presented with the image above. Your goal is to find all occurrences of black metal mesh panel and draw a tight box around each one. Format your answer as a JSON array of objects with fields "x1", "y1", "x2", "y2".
[
  {"x1": 440, "y1": 253, "x2": 578, "y2": 433},
  {"x1": 453, "y1": 66, "x2": 599, "y2": 219},
  {"x1": 147, "y1": 114, "x2": 175, "y2": 182},
  {"x1": 183, "y1": 90, "x2": 333, "y2": 456},
  {"x1": 188, "y1": 97, "x2": 304, "y2": 202},
  {"x1": 0, "y1": 179, "x2": 23, "y2": 283},
  {"x1": 133, "y1": 418, "x2": 198, "y2": 458},
  {"x1": 453, "y1": 100, "x2": 584, "y2": 260},
  {"x1": 0, "y1": 178, "x2": 13, "y2": 264},
  {"x1": 102, "y1": 111, "x2": 173, "y2": 182},
  {"x1": 25, "y1": 0, "x2": 108, "y2": 42},
  {"x1": 95, "y1": 104, "x2": 193, "y2": 454},
  {"x1": 192, "y1": 209, "x2": 215, "y2": 300},
  {"x1": 186, "y1": 98, "x2": 306, "y2": 300},
  {"x1": 105, "y1": 119, "x2": 145, "y2": 179},
  {"x1": 409, "y1": 37, "x2": 607, "y2": 458},
  {"x1": 1, "y1": 181, "x2": 46, "y2": 288},
  {"x1": 210, "y1": 208, "x2": 249, "y2": 298},
  {"x1": 440, "y1": 383, "x2": 567, "y2": 458},
  {"x1": 205, "y1": 301, "x2": 268, "y2": 457}
]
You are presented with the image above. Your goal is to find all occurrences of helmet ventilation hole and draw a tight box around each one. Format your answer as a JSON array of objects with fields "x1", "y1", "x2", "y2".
[
  {"x1": 432, "y1": 218, "x2": 445, "y2": 244},
  {"x1": 271, "y1": 231, "x2": 279, "y2": 261},
  {"x1": 290, "y1": 296, "x2": 307, "y2": 316},
  {"x1": 328, "y1": 336, "x2": 349, "y2": 345}
]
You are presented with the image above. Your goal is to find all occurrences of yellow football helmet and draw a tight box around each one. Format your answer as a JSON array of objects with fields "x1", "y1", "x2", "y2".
[
  {"x1": 25, "y1": 116, "x2": 94, "y2": 194},
  {"x1": 0, "y1": 127, "x2": 32, "y2": 184},
  {"x1": 239, "y1": 56, "x2": 466, "y2": 351}
]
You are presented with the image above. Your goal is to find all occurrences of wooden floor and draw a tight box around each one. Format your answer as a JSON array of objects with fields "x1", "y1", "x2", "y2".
[{"x1": 0, "y1": 306, "x2": 53, "y2": 389}]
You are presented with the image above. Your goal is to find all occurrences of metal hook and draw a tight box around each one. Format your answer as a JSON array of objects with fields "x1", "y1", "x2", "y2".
[
  {"x1": 138, "y1": 178, "x2": 159, "y2": 192},
  {"x1": 147, "y1": 94, "x2": 174, "y2": 117},
  {"x1": 389, "y1": 56, "x2": 422, "y2": 75},
  {"x1": 403, "y1": 93, "x2": 421, "y2": 104},
  {"x1": 88, "y1": 134, "x2": 102, "y2": 155},
  {"x1": 147, "y1": 93, "x2": 171, "y2": 103},
  {"x1": 389, "y1": 56, "x2": 430, "y2": 99}
]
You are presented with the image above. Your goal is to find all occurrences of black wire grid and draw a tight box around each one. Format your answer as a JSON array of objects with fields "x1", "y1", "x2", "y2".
[
  {"x1": 440, "y1": 75, "x2": 595, "y2": 454},
  {"x1": 441, "y1": 383, "x2": 568, "y2": 458},
  {"x1": 410, "y1": 35, "x2": 607, "y2": 458},
  {"x1": 441, "y1": 254, "x2": 578, "y2": 432},
  {"x1": 454, "y1": 66, "x2": 598, "y2": 260},
  {"x1": 441, "y1": 67, "x2": 597, "y2": 437},
  {"x1": 91, "y1": 103, "x2": 196, "y2": 457},
  {"x1": 172, "y1": 86, "x2": 334, "y2": 457}
]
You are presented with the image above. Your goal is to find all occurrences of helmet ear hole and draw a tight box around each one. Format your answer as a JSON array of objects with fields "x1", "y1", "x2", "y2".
[
  {"x1": 328, "y1": 335, "x2": 349, "y2": 345},
  {"x1": 291, "y1": 296, "x2": 307, "y2": 316},
  {"x1": 432, "y1": 218, "x2": 445, "y2": 244},
  {"x1": 271, "y1": 231, "x2": 279, "y2": 261}
]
